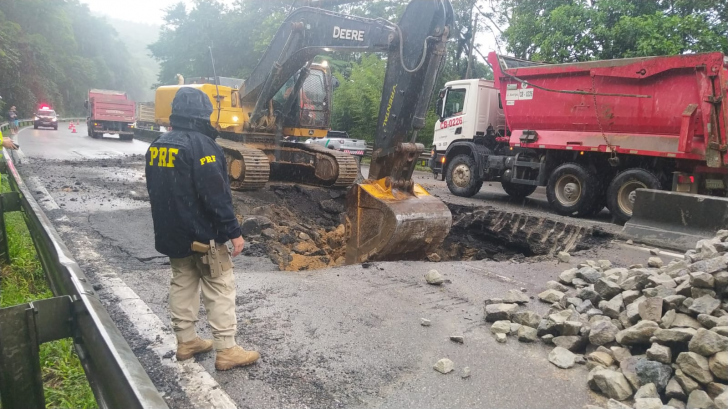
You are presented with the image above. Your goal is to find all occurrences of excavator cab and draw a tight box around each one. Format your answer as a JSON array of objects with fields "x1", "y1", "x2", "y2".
[{"x1": 279, "y1": 63, "x2": 332, "y2": 138}]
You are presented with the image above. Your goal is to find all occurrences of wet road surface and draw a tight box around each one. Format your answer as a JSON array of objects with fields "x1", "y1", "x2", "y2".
[{"x1": 15, "y1": 124, "x2": 676, "y2": 408}]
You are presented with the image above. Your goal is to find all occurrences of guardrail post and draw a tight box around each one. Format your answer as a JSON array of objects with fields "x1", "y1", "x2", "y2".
[
  {"x1": 0, "y1": 296, "x2": 74, "y2": 409},
  {"x1": 0, "y1": 191, "x2": 21, "y2": 265}
]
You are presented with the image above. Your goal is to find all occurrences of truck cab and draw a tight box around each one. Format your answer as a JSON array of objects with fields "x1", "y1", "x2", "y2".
[
  {"x1": 431, "y1": 79, "x2": 505, "y2": 155},
  {"x1": 429, "y1": 79, "x2": 508, "y2": 195}
]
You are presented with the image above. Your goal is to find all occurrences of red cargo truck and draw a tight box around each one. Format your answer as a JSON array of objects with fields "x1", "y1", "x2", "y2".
[
  {"x1": 85, "y1": 89, "x2": 135, "y2": 140},
  {"x1": 429, "y1": 51, "x2": 728, "y2": 223}
]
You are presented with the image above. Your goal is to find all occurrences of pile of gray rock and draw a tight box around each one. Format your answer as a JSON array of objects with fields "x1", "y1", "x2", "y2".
[{"x1": 485, "y1": 232, "x2": 728, "y2": 409}]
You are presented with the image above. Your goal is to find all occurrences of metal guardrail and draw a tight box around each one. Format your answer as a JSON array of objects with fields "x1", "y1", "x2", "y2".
[{"x1": 0, "y1": 120, "x2": 168, "y2": 408}]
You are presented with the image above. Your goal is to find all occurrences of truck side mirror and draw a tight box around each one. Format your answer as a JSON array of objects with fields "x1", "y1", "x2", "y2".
[
  {"x1": 84, "y1": 100, "x2": 88, "y2": 109},
  {"x1": 435, "y1": 97, "x2": 444, "y2": 121}
]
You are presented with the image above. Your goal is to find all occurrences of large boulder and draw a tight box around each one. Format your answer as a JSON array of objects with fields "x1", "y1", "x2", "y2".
[
  {"x1": 710, "y1": 351, "x2": 728, "y2": 381},
  {"x1": 616, "y1": 320, "x2": 660, "y2": 345},
  {"x1": 653, "y1": 328, "x2": 698, "y2": 345},
  {"x1": 690, "y1": 295, "x2": 722, "y2": 316},
  {"x1": 548, "y1": 346, "x2": 576, "y2": 369},
  {"x1": 686, "y1": 389, "x2": 716, "y2": 409},
  {"x1": 593, "y1": 369, "x2": 634, "y2": 401},
  {"x1": 635, "y1": 360, "x2": 673, "y2": 392},
  {"x1": 577, "y1": 267, "x2": 603, "y2": 284},
  {"x1": 538, "y1": 289, "x2": 565, "y2": 304},
  {"x1": 485, "y1": 303, "x2": 519, "y2": 322},
  {"x1": 595, "y1": 278, "x2": 623, "y2": 300},
  {"x1": 689, "y1": 328, "x2": 728, "y2": 357},
  {"x1": 676, "y1": 352, "x2": 715, "y2": 385},
  {"x1": 639, "y1": 297, "x2": 664, "y2": 322},
  {"x1": 512, "y1": 310, "x2": 542, "y2": 328},
  {"x1": 590, "y1": 320, "x2": 620, "y2": 346}
]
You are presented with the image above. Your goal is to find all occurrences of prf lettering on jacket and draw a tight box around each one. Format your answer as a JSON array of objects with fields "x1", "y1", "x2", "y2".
[
  {"x1": 199, "y1": 155, "x2": 216, "y2": 166},
  {"x1": 148, "y1": 147, "x2": 179, "y2": 168}
]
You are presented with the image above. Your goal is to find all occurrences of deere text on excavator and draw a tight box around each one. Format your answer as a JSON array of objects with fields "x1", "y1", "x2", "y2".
[{"x1": 154, "y1": 0, "x2": 455, "y2": 263}]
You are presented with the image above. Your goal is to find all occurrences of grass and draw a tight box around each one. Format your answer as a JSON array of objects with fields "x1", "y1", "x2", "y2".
[{"x1": 0, "y1": 178, "x2": 97, "y2": 408}]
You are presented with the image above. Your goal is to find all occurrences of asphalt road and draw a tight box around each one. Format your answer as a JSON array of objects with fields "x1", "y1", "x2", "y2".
[{"x1": 15, "y1": 124, "x2": 676, "y2": 409}]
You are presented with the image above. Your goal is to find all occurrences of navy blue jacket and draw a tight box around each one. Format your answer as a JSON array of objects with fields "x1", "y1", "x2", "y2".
[{"x1": 145, "y1": 88, "x2": 241, "y2": 258}]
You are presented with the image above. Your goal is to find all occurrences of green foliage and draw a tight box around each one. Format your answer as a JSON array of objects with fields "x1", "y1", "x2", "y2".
[
  {"x1": 497, "y1": 0, "x2": 728, "y2": 62},
  {"x1": 0, "y1": 179, "x2": 96, "y2": 408},
  {"x1": 331, "y1": 55, "x2": 386, "y2": 142},
  {"x1": 0, "y1": 0, "x2": 143, "y2": 118}
]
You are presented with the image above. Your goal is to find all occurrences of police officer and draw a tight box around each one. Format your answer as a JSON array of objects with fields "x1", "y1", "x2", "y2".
[{"x1": 145, "y1": 87, "x2": 259, "y2": 370}]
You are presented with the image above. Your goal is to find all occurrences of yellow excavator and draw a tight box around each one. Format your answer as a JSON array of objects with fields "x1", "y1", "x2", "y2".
[{"x1": 155, "y1": 0, "x2": 454, "y2": 263}]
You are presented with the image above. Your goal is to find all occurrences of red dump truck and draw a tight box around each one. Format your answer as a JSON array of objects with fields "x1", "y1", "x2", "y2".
[
  {"x1": 85, "y1": 89, "x2": 135, "y2": 140},
  {"x1": 430, "y1": 51, "x2": 728, "y2": 225}
]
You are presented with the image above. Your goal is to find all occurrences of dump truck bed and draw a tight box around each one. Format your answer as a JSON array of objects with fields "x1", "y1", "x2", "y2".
[
  {"x1": 89, "y1": 90, "x2": 135, "y2": 123},
  {"x1": 488, "y1": 52, "x2": 728, "y2": 167}
]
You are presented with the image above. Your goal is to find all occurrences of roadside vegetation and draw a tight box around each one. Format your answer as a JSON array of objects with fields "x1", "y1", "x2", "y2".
[{"x1": 0, "y1": 180, "x2": 96, "y2": 408}]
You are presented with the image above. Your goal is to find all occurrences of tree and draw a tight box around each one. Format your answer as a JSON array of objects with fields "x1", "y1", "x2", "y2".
[
  {"x1": 0, "y1": 0, "x2": 144, "y2": 116},
  {"x1": 494, "y1": 0, "x2": 728, "y2": 63}
]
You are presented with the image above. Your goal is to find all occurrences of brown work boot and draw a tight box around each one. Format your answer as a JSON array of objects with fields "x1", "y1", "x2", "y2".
[
  {"x1": 215, "y1": 346, "x2": 260, "y2": 371},
  {"x1": 176, "y1": 337, "x2": 213, "y2": 361}
]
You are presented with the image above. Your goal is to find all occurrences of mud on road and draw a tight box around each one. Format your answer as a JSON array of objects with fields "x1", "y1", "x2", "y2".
[{"x1": 22, "y1": 154, "x2": 614, "y2": 273}]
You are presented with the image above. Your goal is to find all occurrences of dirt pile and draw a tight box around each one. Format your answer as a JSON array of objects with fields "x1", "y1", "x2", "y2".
[
  {"x1": 233, "y1": 184, "x2": 348, "y2": 271},
  {"x1": 232, "y1": 185, "x2": 612, "y2": 271}
]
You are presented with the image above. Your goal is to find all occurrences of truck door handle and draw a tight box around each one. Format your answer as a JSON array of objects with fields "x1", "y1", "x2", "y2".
[{"x1": 455, "y1": 127, "x2": 462, "y2": 135}]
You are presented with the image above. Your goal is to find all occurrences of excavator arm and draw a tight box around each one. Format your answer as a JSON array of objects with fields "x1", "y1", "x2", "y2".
[{"x1": 242, "y1": 0, "x2": 455, "y2": 263}]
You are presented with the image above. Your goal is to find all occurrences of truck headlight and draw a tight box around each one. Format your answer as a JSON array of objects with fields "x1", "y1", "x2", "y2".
[
  {"x1": 34, "y1": 116, "x2": 39, "y2": 120},
  {"x1": 52, "y1": 118, "x2": 57, "y2": 122}
]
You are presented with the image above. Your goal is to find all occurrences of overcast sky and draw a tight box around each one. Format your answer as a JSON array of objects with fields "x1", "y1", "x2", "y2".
[
  {"x1": 80, "y1": 0, "x2": 234, "y2": 25},
  {"x1": 80, "y1": 0, "x2": 499, "y2": 60}
]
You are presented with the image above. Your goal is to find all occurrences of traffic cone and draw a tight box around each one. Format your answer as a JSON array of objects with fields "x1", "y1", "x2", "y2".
[
  {"x1": 71, "y1": 126, "x2": 77, "y2": 134},
  {"x1": 68, "y1": 122, "x2": 73, "y2": 129}
]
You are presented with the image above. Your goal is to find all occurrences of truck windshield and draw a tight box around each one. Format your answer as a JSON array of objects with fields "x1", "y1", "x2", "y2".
[{"x1": 444, "y1": 89, "x2": 466, "y2": 118}]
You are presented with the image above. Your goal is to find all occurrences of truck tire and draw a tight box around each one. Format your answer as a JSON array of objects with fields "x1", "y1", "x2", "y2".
[
  {"x1": 606, "y1": 168, "x2": 662, "y2": 224},
  {"x1": 446, "y1": 154, "x2": 483, "y2": 197},
  {"x1": 501, "y1": 180, "x2": 537, "y2": 199},
  {"x1": 546, "y1": 163, "x2": 600, "y2": 217},
  {"x1": 120, "y1": 134, "x2": 134, "y2": 141}
]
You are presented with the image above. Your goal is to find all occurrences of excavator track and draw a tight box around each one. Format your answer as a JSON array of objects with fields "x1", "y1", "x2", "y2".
[
  {"x1": 216, "y1": 139, "x2": 270, "y2": 190},
  {"x1": 291, "y1": 142, "x2": 359, "y2": 188}
]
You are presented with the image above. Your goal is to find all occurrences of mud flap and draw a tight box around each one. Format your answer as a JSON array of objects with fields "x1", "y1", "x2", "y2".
[
  {"x1": 345, "y1": 179, "x2": 452, "y2": 264},
  {"x1": 623, "y1": 189, "x2": 728, "y2": 251}
]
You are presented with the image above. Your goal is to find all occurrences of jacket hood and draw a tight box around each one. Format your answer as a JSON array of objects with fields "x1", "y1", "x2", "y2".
[{"x1": 169, "y1": 87, "x2": 217, "y2": 137}]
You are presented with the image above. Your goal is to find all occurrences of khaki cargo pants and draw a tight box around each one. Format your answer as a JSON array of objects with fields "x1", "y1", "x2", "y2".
[{"x1": 169, "y1": 244, "x2": 237, "y2": 351}]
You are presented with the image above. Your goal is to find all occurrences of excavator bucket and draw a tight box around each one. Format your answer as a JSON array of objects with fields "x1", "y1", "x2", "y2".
[{"x1": 345, "y1": 179, "x2": 452, "y2": 264}]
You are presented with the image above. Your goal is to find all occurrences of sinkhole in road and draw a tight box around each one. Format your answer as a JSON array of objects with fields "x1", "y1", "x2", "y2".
[{"x1": 233, "y1": 184, "x2": 612, "y2": 271}]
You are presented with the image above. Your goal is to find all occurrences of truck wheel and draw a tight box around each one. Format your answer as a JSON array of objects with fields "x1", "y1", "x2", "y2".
[
  {"x1": 446, "y1": 154, "x2": 483, "y2": 197},
  {"x1": 501, "y1": 180, "x2": 537, "y2": 199},
  {"x1": 546, "y1": 163, "x2": 599, "y2": 217},
  {"x1": 606, "y1": 168, "x2": 661, "y2": 224},
  {"x1": 120, "y1": 134, "x2": 134, "y2": 141}
]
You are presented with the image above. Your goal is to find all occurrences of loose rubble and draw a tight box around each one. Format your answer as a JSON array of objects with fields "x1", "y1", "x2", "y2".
[
  {"x1": 484, "y1": 230, "x2": 728, "y2": 409},
  {"x1": 433, "y1": 358, "x2": 454, "y2": 374}
]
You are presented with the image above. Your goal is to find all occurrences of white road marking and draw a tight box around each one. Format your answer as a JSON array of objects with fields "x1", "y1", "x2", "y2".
[
  {"x1": 26, "y1": 176, "x2": 61, "y2": 211},
  {"x1": 59, "y1": 226, "x2": 238, "y2": 409},
  {"x1": 24, "y1": 164, "x2": 236, "y2": 408}
]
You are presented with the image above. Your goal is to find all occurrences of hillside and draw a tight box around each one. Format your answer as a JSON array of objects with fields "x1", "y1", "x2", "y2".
[{"x1": 105, "y1": 17, "x2": 160, "y2": 101}]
